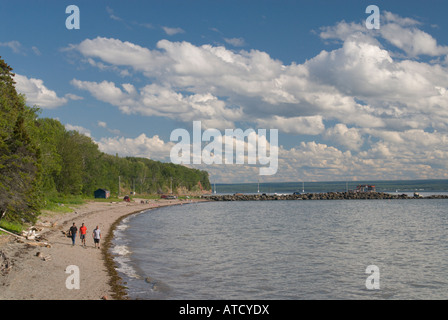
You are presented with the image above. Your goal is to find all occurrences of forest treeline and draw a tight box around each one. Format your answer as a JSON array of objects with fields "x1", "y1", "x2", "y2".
[{"x1": 0, "y1": 57, "x2": 210, "y2": 224}]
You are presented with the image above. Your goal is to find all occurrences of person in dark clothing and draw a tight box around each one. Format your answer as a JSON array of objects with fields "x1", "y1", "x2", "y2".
[{"x1": 69, "y1": 223, "x2": 78, "y2": 246}]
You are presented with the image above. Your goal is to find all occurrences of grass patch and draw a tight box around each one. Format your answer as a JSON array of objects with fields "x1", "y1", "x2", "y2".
[
  {"x1": 0, "y1": 219, "x2": 24, "y2": 235},
  {"x1": 44, "y1": 194, "x2": 85, "y2": 206},
  {"x1": 40, "y1": 194, "x2": 86, "y2": 218},
  {"x1": 43, "y1": 202, "x2": 77, "y2": 213}
]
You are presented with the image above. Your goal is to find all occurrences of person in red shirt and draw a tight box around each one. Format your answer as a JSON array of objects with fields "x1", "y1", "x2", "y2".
[{"x1": 79, "y1": 223, "x2": 87, "y2": 247}]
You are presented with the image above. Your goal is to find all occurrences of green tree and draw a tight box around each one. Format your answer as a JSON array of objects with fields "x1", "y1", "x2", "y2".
[
  {"x1": 0, "y1": 57, "x2": 42, "y2": 223},
  {"x1": 35, "y1": 118, "x2": 65, "y2": 194}
]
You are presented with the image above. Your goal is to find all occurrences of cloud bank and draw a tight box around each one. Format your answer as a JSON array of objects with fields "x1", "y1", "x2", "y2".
[{"x1": 26, "y1": 11, "x2": 448, "y2": 182}]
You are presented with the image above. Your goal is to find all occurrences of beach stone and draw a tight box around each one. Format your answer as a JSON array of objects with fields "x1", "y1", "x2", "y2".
[{"x1": 0, "y1": 251, "x2": 11, "y2": 275}]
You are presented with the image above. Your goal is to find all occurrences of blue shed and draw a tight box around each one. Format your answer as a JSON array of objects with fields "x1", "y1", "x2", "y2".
[{"x1": 94, "y1": 188, "x2": 110, "y2": 199}]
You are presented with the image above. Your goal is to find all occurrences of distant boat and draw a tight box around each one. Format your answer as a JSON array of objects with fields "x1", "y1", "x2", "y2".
[{"x1": 293, "y1": 182, "x2": 305, "y2": 195}]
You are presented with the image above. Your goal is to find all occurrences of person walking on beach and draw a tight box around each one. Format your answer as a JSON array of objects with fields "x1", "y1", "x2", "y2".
[
  {"x1": 79, "y1": 223, "x2": 87, "y2": 247},
  {"x1": 92, "y1": 225, "x2": 101, "y2": 249},
  {"x1": 69, "y1": 223, "x2": 77, "y2": 246}
]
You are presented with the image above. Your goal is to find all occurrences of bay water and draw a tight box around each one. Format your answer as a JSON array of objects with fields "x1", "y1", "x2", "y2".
[{"x1": 111, "y1": 198, "x2": 448, "y2": 299}]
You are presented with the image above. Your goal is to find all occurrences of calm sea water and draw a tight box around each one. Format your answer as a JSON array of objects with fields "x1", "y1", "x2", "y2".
[{"x1": 111, "y1": 198, "x2": 448, "y2": 300}]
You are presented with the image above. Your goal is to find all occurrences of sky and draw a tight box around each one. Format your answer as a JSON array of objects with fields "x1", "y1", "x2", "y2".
[{"x1": 1, "y1": 0, "x2": 448, "y2": 184}]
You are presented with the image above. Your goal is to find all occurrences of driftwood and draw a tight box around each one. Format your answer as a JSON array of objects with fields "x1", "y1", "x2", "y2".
[
  {"x1": 36, "y1": 252, "x2": 52, "y2": 261},
  {"x1": 0, "y1": 226, "x2": 26, "y2": 240},
  {"x1": 0, "y1": 227, "x2": 51, "y2": 247},
  {"x1": 21, "y1": 241, "x2": 52, "y2": 248},
  {"x1": 22, "y1": 228, "x2": 46, "y2": 241},
  {"x1": 61, "y1": 230, "x2": 72, "y2": 238}
]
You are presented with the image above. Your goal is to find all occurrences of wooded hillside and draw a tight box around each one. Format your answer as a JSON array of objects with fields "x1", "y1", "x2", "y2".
[{"x1": 0, "y1": 57, "x2": 210, "y2": 224}]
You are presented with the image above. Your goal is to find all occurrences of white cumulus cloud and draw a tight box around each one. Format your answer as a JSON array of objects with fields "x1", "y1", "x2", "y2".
[
  {"x1": 14, "y1": 74, "x2": 68, "y2": 108},
  {"x1": 63, "y1": 11, "x2": 448, "y2": 182}
]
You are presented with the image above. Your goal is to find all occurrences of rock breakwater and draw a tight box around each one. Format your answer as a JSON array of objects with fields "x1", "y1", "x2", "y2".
[{"x1": 203, "y1": 192, "x2": 448, "y2": 201}]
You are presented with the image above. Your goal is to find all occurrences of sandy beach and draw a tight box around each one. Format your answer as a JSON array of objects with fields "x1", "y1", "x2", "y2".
[{"x1": 0, "y1": 198, "x2": 206, "y2": 300}]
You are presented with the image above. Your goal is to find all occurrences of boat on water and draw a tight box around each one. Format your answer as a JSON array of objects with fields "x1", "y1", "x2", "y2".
[{"x1": 293, "y1": 182, "x2": 306, "y2": 195}]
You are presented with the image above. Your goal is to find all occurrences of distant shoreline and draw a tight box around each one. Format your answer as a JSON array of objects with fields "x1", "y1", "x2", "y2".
[{"x1": 212, "y1": 179, "x2": 448, "y2": 194}]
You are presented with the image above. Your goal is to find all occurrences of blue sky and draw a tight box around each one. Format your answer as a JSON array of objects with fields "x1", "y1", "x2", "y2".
[{"x1": 2, "y1": 0, "x2": 448, "y2": 183}]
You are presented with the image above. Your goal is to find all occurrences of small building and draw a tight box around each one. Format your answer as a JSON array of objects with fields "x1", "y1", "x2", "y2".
[
  {"x1": 355, "y1": 185, "x2": 376, "y2": 193},
  {"x1": 94, "y1": 188, "x2": 110, "y2": 199}
]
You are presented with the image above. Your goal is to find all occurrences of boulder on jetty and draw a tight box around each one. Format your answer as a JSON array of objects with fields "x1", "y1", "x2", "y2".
[{"x1": 203, "y1": 192, "x2": 448, "y2": 201}]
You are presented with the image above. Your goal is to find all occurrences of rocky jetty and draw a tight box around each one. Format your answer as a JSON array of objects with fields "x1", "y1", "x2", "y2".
[{"x1": 203, "y1": 192, "x2": 448, "y2": 201}]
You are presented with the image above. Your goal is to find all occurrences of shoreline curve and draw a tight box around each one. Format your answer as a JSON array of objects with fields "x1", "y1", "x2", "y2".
[
  {"x1": 0, "y1": 198, "x2": 208, "y2": 300},
  {"x1": 103, "y1": 200, "x2": 200, "y2": 299}
]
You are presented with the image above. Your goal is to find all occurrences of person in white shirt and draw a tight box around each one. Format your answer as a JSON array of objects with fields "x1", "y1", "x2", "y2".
[{"x1": 92, "y1": 226, "x2": 101, "y2": 249}]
